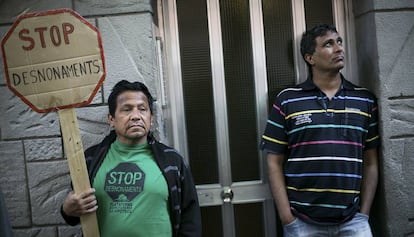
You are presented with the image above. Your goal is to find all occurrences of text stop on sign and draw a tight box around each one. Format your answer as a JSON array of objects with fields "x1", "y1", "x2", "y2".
[
  {"x1": 19, "y1": 23, "x2": 75, "y2": 50},
  {"x1": 1, "y1": 8, "x2": 106, "y2": 113}
]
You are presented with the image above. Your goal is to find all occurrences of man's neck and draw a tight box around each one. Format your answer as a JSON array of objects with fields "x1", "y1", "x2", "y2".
[{"x1": 312, "y1": 70, "x2": 342, "y2": 99}]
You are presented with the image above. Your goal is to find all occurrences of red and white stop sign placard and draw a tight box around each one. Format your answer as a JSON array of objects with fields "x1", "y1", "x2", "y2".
[{"x1": 1, "y1": 8, "x2": 105, "y2": 113}]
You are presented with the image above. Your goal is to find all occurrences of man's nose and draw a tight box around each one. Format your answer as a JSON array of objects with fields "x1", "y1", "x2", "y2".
[
  {"x1": 335, "y1": 42, "x2": 344, "y2": 52},
  {"x1": 130, "y1": 108, "x2": 141, "y2": 120}
]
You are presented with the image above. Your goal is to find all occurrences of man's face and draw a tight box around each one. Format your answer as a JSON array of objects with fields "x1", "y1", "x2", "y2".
[
  {"x1": 108, "y1": 90, "x2": 153, "y2": 145},
  {"x1": 306, "y1": 31, "x2": 345, "y2": 73}
]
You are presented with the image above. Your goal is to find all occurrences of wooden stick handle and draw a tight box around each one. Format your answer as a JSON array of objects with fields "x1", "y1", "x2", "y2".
[{"x1": 58, "y1": 108, "x2": 100, "y2": 237}]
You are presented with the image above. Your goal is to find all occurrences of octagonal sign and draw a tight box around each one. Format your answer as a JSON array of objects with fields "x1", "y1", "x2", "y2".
[{"x1": 1, "y1": 8, "x2": 106, "y2": 113}]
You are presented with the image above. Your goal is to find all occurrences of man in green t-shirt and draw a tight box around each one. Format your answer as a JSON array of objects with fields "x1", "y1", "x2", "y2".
[{"x1": 61, "y1": 80, "x2": 201, "y2": 237}]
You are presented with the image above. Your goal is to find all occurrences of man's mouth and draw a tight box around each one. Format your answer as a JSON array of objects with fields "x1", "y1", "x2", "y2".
[
  {"x1": 129, "y1": 124, "x2": 144, "y2": 129},
  {"x1": 333, "y1": 55, "x2": 344, "y2": 62}
]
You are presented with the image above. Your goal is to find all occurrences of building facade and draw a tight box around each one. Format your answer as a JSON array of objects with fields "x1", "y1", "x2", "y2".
[{"x1": 0, "y1": 0, "x2": 413, "y2": 236}]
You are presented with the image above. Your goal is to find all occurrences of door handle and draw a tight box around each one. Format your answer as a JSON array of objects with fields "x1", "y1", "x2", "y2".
[{"x1": 221, "y1": 187, "x2": 234, "y2": 203}]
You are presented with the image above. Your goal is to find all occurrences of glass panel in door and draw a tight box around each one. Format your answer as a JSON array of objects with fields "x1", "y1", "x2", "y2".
[
  {"x1": 262, "y1": 0, "x2": 296, "y2": 104},
  {"x1": 219, "y1": 0, "x2": 259, "y2": 183},
  {"x1": 234, "y1": 203, "x2": 265, "y2": 237},
  {"x1": 176, "y1": 0, "x2": 219, "y2": 185},
  {"x1": 304, "y1": 0, "x2": 334, "y2": 29}
]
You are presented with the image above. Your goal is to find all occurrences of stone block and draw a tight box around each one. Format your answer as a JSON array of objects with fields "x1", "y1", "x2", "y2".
[
  {"x1": 78, "y1": 17, "x2": 104, "y2": 106},
  {"x1": 353, "y1": 0, "x2": 414, "y2": 16},
  {"x1": 380, "y1": 139, "x2": 405, "y2": 236},
  {"x1": 352, "y1": 0, "x2": 414, "y2": 17},
  {"x1": 74, "y1": 0, "x2": 152, "y2": 16},
  {"x1": 58, "y1": 226, "x2": 82, "y2": 237},
  {"x1": 0, "y1": 141, "x2": 30, "y2": 227},
  {"x1": 376, "y1": 12, "x2": 414, "y2": 97},
  {"x1": 383, "y1": 138, "x2": 414, "y2": 236},
  {"x1": 374, "y1": 0, "x2": 414, "y2": 10},
  {"x1": 25, "y1": 138, "x2": 63, "y2": 161},
  {"x1": 27, "y1": 160, "x2": 71, "y2": 225},
  {"x1": 352, "y1": 0, "x2": 374, "y2": 17},
  {"x1": 13, "y1": 227, "x2": 57, "y2": 237},
  {"x1": 0, "y1": 0, "x2": 72, "y2": 24},
  {"x1": 403, "y1": 138, "x2": 414, "y2": 220},
  {"x1": 97, "y1": 14, "x2": 158, "y2": 103},
  {"x1": 90, "y1": 84, "x2": 104, "y2": 105},
  {"x1": 387, "y1": 99, "x2": 414, "y2": 138},
  {"x1": 0, "y1": 87, "x2": 61, "y2": 139},
  {"x1": 76, "y1": 106, "x2": 111, "y2": 149}
]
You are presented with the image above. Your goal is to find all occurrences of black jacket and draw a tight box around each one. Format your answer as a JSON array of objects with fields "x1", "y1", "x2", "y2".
[{"x1": 61, "y1": 131, "x2": 202, "y2": 237}]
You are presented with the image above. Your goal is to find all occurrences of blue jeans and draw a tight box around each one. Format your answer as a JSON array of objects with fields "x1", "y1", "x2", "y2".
[{"x1": 283, "y1": 213, "x2": 372, "y2": 237}]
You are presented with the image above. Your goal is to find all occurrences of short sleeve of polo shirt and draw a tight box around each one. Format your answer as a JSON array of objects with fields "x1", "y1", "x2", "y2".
[
  {"x1": 260, "y1": 95, "x2": 288, "y2": 154},
  {"x1": 364, "y1": 95, "x2": 380, "y2": 150}
]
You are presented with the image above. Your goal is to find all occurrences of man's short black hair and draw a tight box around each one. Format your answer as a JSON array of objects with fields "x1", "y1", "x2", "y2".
[
  {"x1": 108, "y1": 80, "x2": 154, "y2": 117},
  {"x1": 300, "y1": 24, "x2": 338, "y2": 69}
]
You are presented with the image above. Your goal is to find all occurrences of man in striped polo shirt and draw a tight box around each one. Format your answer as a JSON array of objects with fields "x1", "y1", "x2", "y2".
[{"x1": 261, "y1": 24, "x2": 379, "y2": 237}]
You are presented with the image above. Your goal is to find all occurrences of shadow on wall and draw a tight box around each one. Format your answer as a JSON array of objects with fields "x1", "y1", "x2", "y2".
[
  {"x1": 0, "y1": 187, "x2": 13, "y2": 237},
  {"x1": 369, "y1": 160, "x2": 387, "y2": 237}
]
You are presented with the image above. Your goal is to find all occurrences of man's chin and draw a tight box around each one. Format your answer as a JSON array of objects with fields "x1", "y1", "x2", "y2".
[
  {"x1": 134, "y1": 129, "x2": 150, "y2": 137},
  {"x1": 128, "y1": 131, "x2": 146, "y2": 138},
  {"x1": 116, "y1": 134, "x2": 147, "y2": 145},
  {"x1": 127, "y1": 126, "x2": 146, "y2": 134},
  {"x1": 127, "y1": 135, "x2": 147, "y2": 144}
]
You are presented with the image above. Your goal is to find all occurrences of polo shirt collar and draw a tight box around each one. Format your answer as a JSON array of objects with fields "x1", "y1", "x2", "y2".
[{"x1": 300, "y1": 73, "x2": 356, "y2": 91}]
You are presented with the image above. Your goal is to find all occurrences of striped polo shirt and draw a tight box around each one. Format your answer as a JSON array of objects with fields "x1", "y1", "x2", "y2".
[{"x1": 261, "y1": 75, "x2": 380, "y2": 224}]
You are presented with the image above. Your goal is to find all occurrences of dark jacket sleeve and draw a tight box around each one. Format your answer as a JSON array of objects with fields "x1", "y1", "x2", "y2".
[
  {"x1": 179, "y1": 160, "x2": 202, "y2": 237},
  {"x1": 151, "y1": 138, "x2": 202, "y2": 237},
  {"x1": 60, "y1": 205, "x2": 81, "y2": 226}
]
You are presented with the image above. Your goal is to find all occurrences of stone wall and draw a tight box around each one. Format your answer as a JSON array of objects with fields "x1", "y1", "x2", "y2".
[
  {"x1": 0, "y1": 0, "x2": 163, "y2": 236},
  {"x1": 353, "y1": 0, "x2": 414, "y2": 236}
]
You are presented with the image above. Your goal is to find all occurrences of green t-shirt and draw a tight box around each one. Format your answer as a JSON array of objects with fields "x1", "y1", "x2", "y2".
[{"x1": 93, "y1": 140, "x2": 172, "y2": 237}]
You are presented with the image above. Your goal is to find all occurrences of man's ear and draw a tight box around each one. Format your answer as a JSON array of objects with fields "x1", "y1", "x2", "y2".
[
  {"x1": 108, "y1": 114, "x2": 114, "y2": 128},
  {"x1": 304, "y1": 54, "x2": 314, "y2": 66}
]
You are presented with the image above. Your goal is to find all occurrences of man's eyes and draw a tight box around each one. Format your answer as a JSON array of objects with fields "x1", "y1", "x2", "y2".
[
  {"x1": 324, "y1": 39, "x2": 343, "y2": 47},
  {"x1": 120, "y1": 107, "x2": 147, "y2": 112}
]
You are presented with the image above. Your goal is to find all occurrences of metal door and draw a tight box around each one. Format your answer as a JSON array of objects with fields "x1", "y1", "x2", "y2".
[{"x1": 160, "y1": 0, "x2": 353, "y2": 236}]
